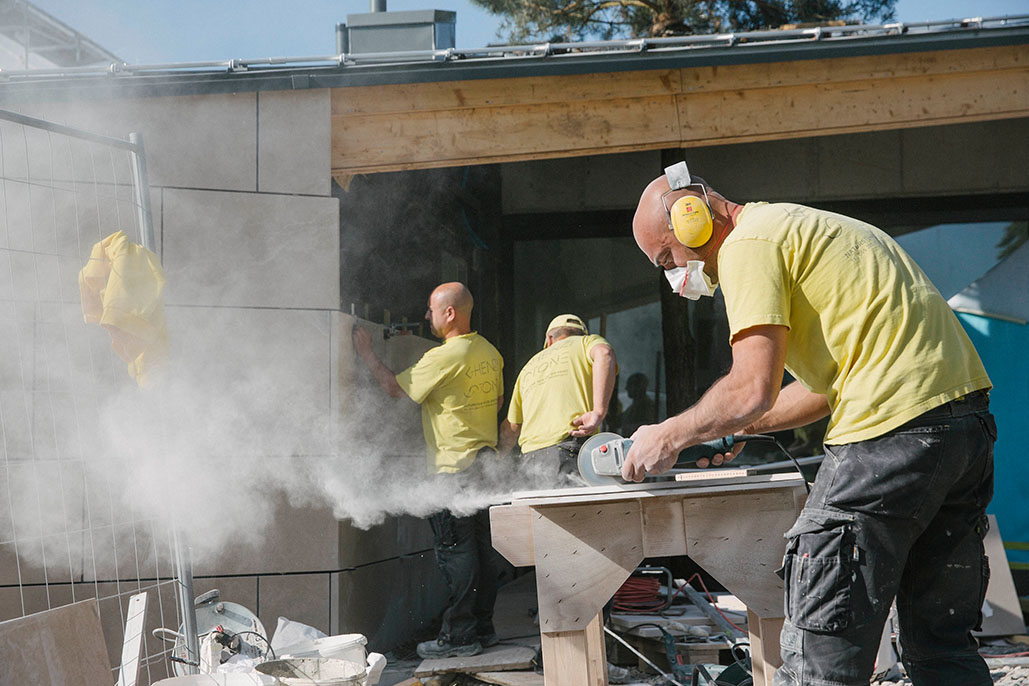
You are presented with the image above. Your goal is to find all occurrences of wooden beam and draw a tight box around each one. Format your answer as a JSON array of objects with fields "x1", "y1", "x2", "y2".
[
  {"x1": 747, "y1": 610, "x2": 784, "y2": 686},
  {"x1": 331, "y1": 44, "x2": 1029, "y2": 175},
  {"x1": 678, "y1": 67, "x2": 1027, "y2": 145},
  {"x1": 332, "y1": 95, "x2": 680, "y2": 170},
  {"x1": 331, "y1": 68, "x2": 682, "y2": 115},
  {"x1": 679, "y1": 45, "x2": 1026, "y2": 93},
  {"x1": 540, "y1": 611, "x2": 608, "y2": 686}
]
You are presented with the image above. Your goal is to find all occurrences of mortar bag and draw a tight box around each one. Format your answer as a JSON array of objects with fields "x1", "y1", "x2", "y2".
[{"x1": 79, "y1": 231, "x2": 169, "y2": 387}]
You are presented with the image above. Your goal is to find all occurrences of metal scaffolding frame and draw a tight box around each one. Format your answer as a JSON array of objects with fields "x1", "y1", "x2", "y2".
[{"x1": 0, "y1": 105, "x2": 199, "y2": 681}]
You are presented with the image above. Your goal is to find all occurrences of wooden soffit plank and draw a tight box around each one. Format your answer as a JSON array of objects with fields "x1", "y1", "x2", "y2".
[
  {"x1": 332, "y1": 94, "x2": 680, "y2": 169},
  {"x1": 331, "y1": 44, "x2": 1028, "y2": 174},
  {"x1": 331, "y1": 68, "x2": 682, "y2": 115},
  {"x1": 677, "y1": 67, "x2": 1028, "y2": 145}
]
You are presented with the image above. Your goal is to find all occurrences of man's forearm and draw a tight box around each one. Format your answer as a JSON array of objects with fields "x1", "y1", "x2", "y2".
[
  {"x1": 748, "y1": 381, "x2": 830, "y2": 433},
  {"x1": 665, "y1": 371, "x2": 771, "y2": 446},
  {"x1": 359, "y1": 351, "x2": 406, "y2": 399},
  {"x1": 591, "y1": 346, "x2": 616, "y2": 418},
  {"x1": 498, "y1": 420, "x2": 520, "y2": 458},
  {"x1": 660, "y1": 326, "x2": 788, "y2": 450}
]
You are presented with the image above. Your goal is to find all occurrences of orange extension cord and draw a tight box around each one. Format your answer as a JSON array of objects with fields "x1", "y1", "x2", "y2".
[{"x1": 612, "y1": 572, "x2": 747, "y2": 635}]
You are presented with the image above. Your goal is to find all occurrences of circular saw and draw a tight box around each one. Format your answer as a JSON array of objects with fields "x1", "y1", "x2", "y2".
[
  {"x1": 577, "y1": 432, "x2": 633, "y2": 486},
  {"x1": 577, "y1": 432, "x2": 776, "y2": 486}
]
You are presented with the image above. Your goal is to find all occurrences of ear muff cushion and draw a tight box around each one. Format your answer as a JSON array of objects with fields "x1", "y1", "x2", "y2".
[{"x1": 669, "y1": 195, "x2": 713, "y2": 247}]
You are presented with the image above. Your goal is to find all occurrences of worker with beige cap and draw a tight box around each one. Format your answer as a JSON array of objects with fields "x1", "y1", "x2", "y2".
[{"x1": 499, "y1": 314, "x2": 617, "y2": 486}]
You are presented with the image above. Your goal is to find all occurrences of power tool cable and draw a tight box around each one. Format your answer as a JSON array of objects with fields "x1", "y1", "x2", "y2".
[{"x1": 728, "y1": 434, "x2": 810, "y2": 494}]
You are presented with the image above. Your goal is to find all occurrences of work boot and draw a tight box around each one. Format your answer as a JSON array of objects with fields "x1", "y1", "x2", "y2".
[
  {"x1": 607, "y1": 662, "x2": 632, "y2": 684},
  {"x1": 416, "y1": 636, "x2": 483, "y2": 659},
  {"x1": 478, "y1": 632, "x2": 500, "y2": 648}
]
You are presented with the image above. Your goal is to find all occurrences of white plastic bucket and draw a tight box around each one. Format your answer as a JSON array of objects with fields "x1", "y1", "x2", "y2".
[
  {"x1": 255, "y1": 657, "x2": 366, "y2": 686},
  {"x1": 277, "y1": 633, "x2": 367, "y2": 664},
  {"x1": 152, "y1": 675, "x2": 278, "y2": 685}
]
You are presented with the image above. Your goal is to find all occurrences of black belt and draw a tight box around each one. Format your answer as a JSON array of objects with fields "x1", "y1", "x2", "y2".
[{"x1": 920, "y1": 389, "x2": 990, "y2": 419}]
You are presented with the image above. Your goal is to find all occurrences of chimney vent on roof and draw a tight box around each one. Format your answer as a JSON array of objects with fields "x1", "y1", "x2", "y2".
[{"x1": 344, "y1": 10, "x2": 456, "y2": 54}]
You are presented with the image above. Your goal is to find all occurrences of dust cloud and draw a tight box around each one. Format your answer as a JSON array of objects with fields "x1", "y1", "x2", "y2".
[{"x1": 0, "y1": 99, "x2": 566, "y2": 585}]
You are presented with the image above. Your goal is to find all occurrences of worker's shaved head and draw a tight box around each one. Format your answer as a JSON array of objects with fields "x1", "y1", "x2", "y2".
[
  {"x1": 426, "y1": 282, "x2": 474, "y2": 339},
  {"x1": 633, "y1": 177, "x2": 672, "y2": 248},
  {"x1": 431, "y1": 282, "x2": 473, "y2": 314}
]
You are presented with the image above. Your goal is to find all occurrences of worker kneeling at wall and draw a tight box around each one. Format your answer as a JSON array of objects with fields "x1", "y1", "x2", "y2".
[
  {"x1": 353, "y1": 282, "x2": 504, "y2": 660},
  {"x1": 628, "y1": 162, "x2": 995, "y2": 686},
  {"x1": 498, "y1": 314, "x2": 617, "y2": 488}
]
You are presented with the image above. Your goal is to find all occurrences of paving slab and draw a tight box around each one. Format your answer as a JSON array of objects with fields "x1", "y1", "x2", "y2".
[
  {"x1": 473, "y1": 671, "x2": 544, "y2": 685},
  {"x1": 414, "y1": 644, "x2": 536, "y2": 677}
]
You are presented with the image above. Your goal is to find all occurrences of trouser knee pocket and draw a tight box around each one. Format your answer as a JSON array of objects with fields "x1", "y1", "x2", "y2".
[{"x1": 779, "y1": 509, "x2": 858, "y2": 633}]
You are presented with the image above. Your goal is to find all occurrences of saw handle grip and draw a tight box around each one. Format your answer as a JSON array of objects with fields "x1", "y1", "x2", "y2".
[
  {"x1": 671, "y1": 433, "x2": 776, "y2": 468},
  {"x1": 672, "y1": 435, "x2": 739, "y2": 468}
]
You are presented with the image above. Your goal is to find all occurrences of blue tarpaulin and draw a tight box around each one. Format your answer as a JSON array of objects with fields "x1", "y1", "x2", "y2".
[{"x1": 949, "y1": 242, "x2": 1029, "y2": 568}]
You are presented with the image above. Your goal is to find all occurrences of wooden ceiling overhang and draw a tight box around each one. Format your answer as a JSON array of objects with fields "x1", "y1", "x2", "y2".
[{"x1": 331, "y1": 42, "x2": 1027, "y2": 180}]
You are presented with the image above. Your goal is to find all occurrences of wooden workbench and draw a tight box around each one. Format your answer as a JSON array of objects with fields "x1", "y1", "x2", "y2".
[{"x1": 490, "y1": 473, "x2": 807, "y2": 686}]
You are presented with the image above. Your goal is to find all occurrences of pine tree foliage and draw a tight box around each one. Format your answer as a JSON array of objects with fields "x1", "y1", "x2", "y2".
[{"x1": 475, "y1": 0, "x2": 896, "y2": 43}]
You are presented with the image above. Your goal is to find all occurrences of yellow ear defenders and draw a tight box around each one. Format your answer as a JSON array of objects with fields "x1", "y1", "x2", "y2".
[{"x1": 662, "y1": 161, "x2": 713, "y2": 248}]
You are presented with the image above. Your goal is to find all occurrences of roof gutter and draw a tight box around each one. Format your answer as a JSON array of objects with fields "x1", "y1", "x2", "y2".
[{"x1": 0, "y1": 15, "x2": 1025, "y2": 103}]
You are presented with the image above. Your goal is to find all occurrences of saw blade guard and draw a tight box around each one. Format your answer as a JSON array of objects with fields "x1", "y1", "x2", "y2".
[{"x1": 577, "y1": 432, "x2": 631, "y2": 486}]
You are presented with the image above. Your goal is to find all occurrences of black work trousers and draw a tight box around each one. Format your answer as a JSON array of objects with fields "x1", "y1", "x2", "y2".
[
  {"x1": 428, "y1": 507, "x2": 498, "y2": 645},
  {"x1": 775, "y1": 391, "x2": 996, "y2": 686}
]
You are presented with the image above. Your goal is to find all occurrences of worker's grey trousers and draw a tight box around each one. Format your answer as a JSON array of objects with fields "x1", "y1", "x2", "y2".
[{"x1": 774, "y1": 391, "x2": 995, "y2": 686}]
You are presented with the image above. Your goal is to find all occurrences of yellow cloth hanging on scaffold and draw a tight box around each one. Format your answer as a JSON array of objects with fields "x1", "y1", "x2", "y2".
[{"x1": 78, "y1": 231, "x2": 168, "y2": 387}]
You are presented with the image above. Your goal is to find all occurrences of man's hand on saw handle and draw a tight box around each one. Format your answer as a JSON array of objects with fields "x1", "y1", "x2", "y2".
[
  {"x1": 694, "y1": 440, "x2": 745, "y2": 469},
  {"x1": 621, "y1": 423, "x2": 746, "y2": 482}
]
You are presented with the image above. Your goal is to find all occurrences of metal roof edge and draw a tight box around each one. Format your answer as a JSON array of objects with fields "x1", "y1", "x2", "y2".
[{"x1": 0, "y1": 22, "x2": 1025, "y2": 104}]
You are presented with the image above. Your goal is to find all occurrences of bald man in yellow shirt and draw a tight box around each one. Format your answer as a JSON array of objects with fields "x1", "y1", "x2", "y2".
[
  {"x1": 629, "y1": 163, "x2": 994, "y2": 686},
  {"x1": 353, "y1": 282, "x2": 504, "y2": 660}
]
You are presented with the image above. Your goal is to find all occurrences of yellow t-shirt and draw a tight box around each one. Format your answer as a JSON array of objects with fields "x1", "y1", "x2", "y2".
[
  {"x1": 718, "y1": 202, "x2": 991, "y2": 445},
  {"x1": 507, "y1": 334, "x2": 613, "y2": 453},
  {"x1": 396, "y1": 332, "x2": 503, "y2": 474}
]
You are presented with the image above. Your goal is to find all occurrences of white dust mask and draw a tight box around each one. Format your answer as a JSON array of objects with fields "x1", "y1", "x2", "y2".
[{"x1": 664, "y1": 260, "x2": 717, "y2": 300}]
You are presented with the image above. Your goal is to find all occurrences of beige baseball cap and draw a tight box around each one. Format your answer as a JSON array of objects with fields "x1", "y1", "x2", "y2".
[{"x1": 544, "y1": 314, "x2": 588, "y2": 347}]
